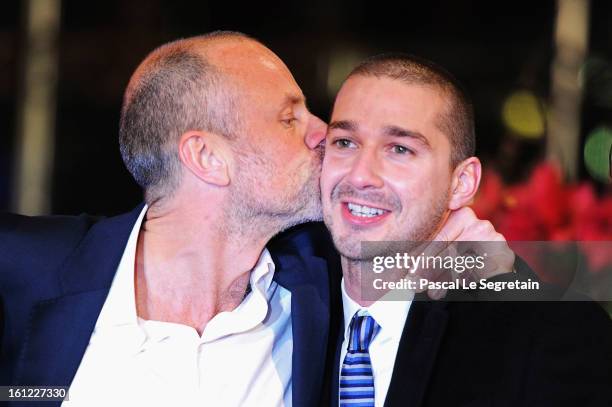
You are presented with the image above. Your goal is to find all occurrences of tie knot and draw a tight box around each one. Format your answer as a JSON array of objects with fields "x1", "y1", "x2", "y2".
[{"x1": 347, "y1": 313, "x2": 380, "y2": 353}]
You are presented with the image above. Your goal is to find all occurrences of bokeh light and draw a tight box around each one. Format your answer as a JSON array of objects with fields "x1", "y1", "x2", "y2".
[
  {"x1": 501, "y1": 90, "x2": 546, "y2": 139},
  {"x1": 583, "y1": 126, "x2": 612, "y2": 183}
]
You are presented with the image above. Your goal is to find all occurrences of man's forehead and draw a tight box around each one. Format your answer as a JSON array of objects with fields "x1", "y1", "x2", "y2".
[
  {"x1": 335, "y1": 75, "x2": 444, "y2": 106},
  {"x1": 331, "y1": 76, "x2": 446, "y2": 128},
  {"x1": 189, "y1": 38, "x2": 304, "y2": 109},
  {"x1": 224, "y1": 58, "x2": 301, "y2": 101},
  {"x1": 211, "y1": 41, "x2": 292, "y2": 80},
  {"x1": 235, "y1": 73, "x2": 304, "y2": 113},
  {"x1": 329, "y1": 76, "x2": 452, "y2": 150}
]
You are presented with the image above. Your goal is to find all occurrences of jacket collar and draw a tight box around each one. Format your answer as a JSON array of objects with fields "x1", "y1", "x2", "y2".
[{"x1": 270, "y1": 233, "x2": 332, "y2": 407}]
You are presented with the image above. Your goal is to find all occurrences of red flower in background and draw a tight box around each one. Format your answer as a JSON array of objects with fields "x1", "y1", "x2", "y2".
[
  {"x1": 473, "y1": 162, "x2": 612, "y2": 279},
  {"x1": 527, "y1": 163, "x2": 567, "y2": 231}
]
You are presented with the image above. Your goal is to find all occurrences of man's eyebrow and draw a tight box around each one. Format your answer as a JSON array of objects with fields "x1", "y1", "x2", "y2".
[
  {"x1": 383, "y1": 125, "x2": 431, "y2": 148},
  {"x1": 328, "y1": 120, "x2": 357, "y2": 132},
  {"x1": 282, "y1": 93, "x2": 306, "y2": 108}
]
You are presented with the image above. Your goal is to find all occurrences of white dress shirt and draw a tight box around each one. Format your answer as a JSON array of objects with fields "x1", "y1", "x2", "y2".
[
  {"x1": 339, "y1": 279, "x2": 412, "y2": 407},
  {"x1": 65, "y1": 206, "x2": 293, "y2": 406}
]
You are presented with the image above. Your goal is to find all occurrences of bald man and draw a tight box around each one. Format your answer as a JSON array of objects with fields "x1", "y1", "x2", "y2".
[{"x1": 0, "y1": 31, "x2": 330, "y2": 406}]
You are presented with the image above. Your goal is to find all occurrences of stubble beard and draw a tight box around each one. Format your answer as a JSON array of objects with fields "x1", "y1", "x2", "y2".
[
  {"x1": 324, "y1": 187, "x2": 450, "y2": 262},
  {"x1": 225, "y1": 148, "x2": 323, "y2": 240}
]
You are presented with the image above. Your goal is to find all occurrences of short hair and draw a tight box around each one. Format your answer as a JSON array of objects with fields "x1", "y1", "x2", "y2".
[
  {"x1": 348, "y1": 53, "x2": 475, "y2": 167},
  {"x1": 119, "y1": 31, "x2": 249, "y2": 204}
]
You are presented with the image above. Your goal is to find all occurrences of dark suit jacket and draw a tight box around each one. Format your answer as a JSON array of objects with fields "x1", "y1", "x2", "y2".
[
  {"x1": 0, "y1": 205, "x2": 338, "y2": 407},
  {"x1": 325, "y1": 261, "x2": 612, "y2": 407}
]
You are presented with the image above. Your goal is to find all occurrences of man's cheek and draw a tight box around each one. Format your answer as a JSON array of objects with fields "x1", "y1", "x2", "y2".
[
  {"x1": 319, "y1": 170, "x2": 337, "y2": 196},
  {"x1": 323, "y1": 162, "x2": 349, "y2": 188}
]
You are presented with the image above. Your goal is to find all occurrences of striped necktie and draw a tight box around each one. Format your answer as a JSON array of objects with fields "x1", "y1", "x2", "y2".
[{"x1": 339, "y1": 313, "x2": 380, "y2": 406}]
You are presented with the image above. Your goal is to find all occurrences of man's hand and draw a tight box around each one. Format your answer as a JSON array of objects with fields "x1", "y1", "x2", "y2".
[{"x1": 419, "y1": 207, "x2": 515, "y2": 299}]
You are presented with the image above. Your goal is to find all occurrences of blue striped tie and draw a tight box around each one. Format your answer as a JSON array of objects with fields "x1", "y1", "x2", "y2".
[{"x1": 339, "y1": 313, "x2": 380, "y2": 407}]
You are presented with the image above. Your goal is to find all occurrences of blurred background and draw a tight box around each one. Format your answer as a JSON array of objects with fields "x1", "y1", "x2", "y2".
[
  {"x1": 0, "y1": 0, "x2": 611, "y2": 216},
  {"x1": 1, "y1": 0, "x2": 612, "y2": 305}
]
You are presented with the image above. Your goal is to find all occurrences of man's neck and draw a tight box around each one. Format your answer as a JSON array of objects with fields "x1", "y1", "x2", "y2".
[
  {"x1": 341, "y1": 256, "x2": 376, "y2": 308},
  {"x1": 134, "y1": 200, "x2": 274, "y2": 336}
]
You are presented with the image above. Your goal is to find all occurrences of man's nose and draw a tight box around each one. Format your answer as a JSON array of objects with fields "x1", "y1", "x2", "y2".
[
  {"x1": 346, "y1": 150, "x2": 384, "y2": 189},
  {"x1": 304, "y1": 113, "x2": 327, "y2": 150}
]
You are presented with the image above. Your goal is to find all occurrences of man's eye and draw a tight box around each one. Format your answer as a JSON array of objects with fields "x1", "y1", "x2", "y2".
[
  {"x1": 281, "y1": 118, "x2": 297, "y2": 127},
  {"x1": 392, "y1": 145, "x2": 413, "y2": 155},
  {"x1": 333, "y1": 139, "x2": 355, "y2": 148}
]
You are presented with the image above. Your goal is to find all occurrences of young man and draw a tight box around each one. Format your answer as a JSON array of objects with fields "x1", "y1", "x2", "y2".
[{"x1": 321, "y1": 54, "x2": 612, "y2": 407}]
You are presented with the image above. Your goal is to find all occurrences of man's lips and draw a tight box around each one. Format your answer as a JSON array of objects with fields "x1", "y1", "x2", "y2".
[{"x1": 340, "y1": 201, "x2": 391, "y2": 226}]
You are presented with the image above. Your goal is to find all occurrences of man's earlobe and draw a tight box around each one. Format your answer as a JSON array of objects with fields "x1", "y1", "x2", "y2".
[
  {"x1": 178, "y1": 131, "x2": 230, "y2": 187},
  {"x1": 448, "y1": 157, "x2": 482, "y2": 210}
]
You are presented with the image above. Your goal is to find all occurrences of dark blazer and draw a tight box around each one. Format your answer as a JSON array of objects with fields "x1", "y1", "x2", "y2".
[
  {"x1": 0, "y1": 205, "x2": 337, "y2": 407},
  {"x1": 325, "y1": 261, "x2": 612, "y2": 407}
]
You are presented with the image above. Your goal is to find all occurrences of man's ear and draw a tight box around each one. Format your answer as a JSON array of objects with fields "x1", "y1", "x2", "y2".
[
  {"x1": 178, "y1": 130, "x2": 230, "y2": 187},
  {"x1": 448, "y1": 157, "x2": 482, "y2": 210}
]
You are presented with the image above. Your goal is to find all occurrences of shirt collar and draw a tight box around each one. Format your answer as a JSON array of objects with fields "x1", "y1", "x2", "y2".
[
  {"x1": 95, "y1": 204, "x2": 148, "y2": 328},
  {"x1": 341, "y1": 278, "x2": 412, "y2": 343},
  {"x1": 199, "y1": 248, "x2": 276, "y2": 342},
  {"x1": 250, "y1": 245, "x2": 276, "y2": 295}
]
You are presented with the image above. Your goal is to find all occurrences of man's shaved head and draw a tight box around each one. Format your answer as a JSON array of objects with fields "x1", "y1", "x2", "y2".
[{"x1": 119, "y1": 31, "x2": 255, "y2": 204}]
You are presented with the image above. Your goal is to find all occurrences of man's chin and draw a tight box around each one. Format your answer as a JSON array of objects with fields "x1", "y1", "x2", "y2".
[
  {"x1": 330, "y1": 233, "x2": 369, "y2": 261},
  {"x1": 331, "y1": 230, "x2": 418, "y2": 261}
]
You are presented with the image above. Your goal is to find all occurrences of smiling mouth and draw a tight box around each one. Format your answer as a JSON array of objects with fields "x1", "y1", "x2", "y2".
[
  {"x1": 347, "y1": 202, "x2": 387, "y2": 216},
  {"x1": 341, "y1": 201, "x2": 391, "y2": 225}
]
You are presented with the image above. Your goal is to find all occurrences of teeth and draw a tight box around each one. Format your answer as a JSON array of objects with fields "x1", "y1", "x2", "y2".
[{"x1": 347, "y1": 202, "x2": 385, "y2": 217}]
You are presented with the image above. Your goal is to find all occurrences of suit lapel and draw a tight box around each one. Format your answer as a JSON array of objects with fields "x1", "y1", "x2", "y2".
[
  {"x1": 14, "y1": 290, "x2": 112, "y2": 390},
  {"x1": 272, "y1": 250, "x2": 331, "y2": 407},
  {"x1": 384, "y1": 297, "x2": 449, "y2": 407},
  {"x1": 329, "y1": 308, "x2": 344, "y2": 406},
  {"x1": 14, "y1": 205, "x2": 145, "y2": 392}
]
